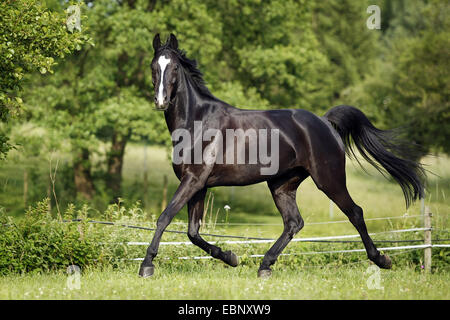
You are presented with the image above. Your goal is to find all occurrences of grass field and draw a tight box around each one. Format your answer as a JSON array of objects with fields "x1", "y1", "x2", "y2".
[
  {"x1": 0, "y1": 264, "x2": 448, "y2": 300},
  {"x1": 0, "y1": 144, "x2": 449, "y2": 300}
]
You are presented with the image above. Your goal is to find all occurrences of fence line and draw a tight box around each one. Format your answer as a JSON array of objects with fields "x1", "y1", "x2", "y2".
[
  {"x1": 127, "y1": 244, "x2": 450, "y2": 261},
  {"x1": 64, "y1": 207, "x2": 450, "y2": 270},
  {"x1": 65, "y1": 207, "x2": 447, "y2": 270},
  {"x1": 433, "y1": 244, "x2": 450, "y2": 248},
  {"x1": 64, "y1": 216, "x2": 429, "y2": 242},
  {"x1": 118, "y1": 238, "x2": 450, "y2": 246},
  {"x1": 123, "y1": 227, "x2": 432, "y2": 246},
  {"x1": 101, "y1": 214, "x2": 422, "y2": 228},
  {"x1": 124, "y1": 207, "x2": 449, "y2": 269},
  {"x1": 62, "y1": 213, "x2": 422, "y2": 231},
  {"x1": 64, "y1": 219, "x2": 274, "y2": 240},
  {"x1": 200, "y1": 214, "x2": 424, "y2": 226}
]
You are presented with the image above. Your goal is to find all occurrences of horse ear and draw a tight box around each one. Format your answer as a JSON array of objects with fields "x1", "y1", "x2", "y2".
[
  {"x1": 168, "y1": 33, "x2": 178, "y2": 50},
  {"x1": 153, "y1": 33, "x2": 161, "y2": 51}
]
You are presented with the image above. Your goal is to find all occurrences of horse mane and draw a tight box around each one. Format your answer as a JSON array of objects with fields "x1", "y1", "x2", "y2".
[{"x1": 157, "y1": 44, "x2": 216, "y2": 100}]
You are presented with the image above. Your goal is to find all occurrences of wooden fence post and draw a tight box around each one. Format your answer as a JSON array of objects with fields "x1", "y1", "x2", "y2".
[{"x1": 424, "y1": 206, "x2": 432, "y2": 272}]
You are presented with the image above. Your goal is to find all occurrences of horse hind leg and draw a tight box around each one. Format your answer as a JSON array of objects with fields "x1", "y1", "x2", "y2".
[
  {"x1": 310, "y1": 162, "x2": 392, "y2": 269},
  {"x1": 187, "y1": 188, "x2": 238, "y2": 267},
  {"x1": 258, "y1": 170, "x2": 308, "y2": 278}
]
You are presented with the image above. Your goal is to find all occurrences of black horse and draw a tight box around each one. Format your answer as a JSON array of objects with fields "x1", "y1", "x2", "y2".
[{"x1": 139, "y1": 34, "x2": 425, "y2": 278}]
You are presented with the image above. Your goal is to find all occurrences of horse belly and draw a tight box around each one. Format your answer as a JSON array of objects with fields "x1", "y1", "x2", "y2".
[{"x1": 205, "y1": 163, "x2": 290, "y2": 187}]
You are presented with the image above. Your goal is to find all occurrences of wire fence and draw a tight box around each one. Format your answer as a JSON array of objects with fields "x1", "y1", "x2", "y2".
[
  {"x1": 64, "y1": 213, "x2": 428, "y2": 241},
  {"x1": 127, "y1": 244, "x2": 450, "y2": 262},
  {"x1": 64, "y1": 209, "x2": 449, "y2": 268},
  {"x1": 124, "y1": 227, "x2": 434, "y2": 245}
]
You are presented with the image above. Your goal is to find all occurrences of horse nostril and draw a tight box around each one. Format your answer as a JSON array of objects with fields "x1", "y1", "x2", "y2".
[{"x1": 154, "y1": 96, "x2": 158, "y2": 103}]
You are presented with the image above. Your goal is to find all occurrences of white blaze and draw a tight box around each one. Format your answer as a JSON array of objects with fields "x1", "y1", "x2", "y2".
[{"x1": 157, "y1": 55, "x2": 171, "y2": 106}]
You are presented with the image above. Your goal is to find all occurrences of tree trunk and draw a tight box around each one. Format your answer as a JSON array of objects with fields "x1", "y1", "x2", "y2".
[
  {"x1": 107, "y1": 132, "x2": 128, "y2": 203},
  {"x1": 73, "y1": 149, "x2": 95, "y2": 200}
]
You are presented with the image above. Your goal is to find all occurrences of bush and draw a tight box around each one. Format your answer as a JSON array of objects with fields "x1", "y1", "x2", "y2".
[
  {"x1": 0, "y1": 200, "x2": 102, "y2": 275},
  {"x1": 0, "y1": 198, "x2": 161, "y2": 275}
]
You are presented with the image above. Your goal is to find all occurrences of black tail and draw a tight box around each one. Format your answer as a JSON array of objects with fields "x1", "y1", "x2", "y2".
[{"x1": 325, "y1": 105, "x2": 425, "y2": 208}]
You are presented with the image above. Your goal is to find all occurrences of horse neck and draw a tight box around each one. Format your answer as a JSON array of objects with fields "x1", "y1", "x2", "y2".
[{"x1": 164, "y1": 71, "x2": 202, "y2": 134}]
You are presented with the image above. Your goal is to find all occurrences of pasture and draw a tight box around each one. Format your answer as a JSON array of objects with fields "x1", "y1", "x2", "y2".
[
  {"x1": 0, "y1": 265, "x2": 449, "y2": 300},
  {"x1": 0, "y1": 145, "x2": 448, "y2": 299}
]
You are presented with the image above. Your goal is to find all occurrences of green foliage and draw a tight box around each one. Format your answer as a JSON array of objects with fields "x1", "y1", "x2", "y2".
[
  {"x1": 0, "y1": 0, "x2": 89, "y2": 158},
  {"x1": 19, "y1": 0, "x2": 342, "y2": 203},
  {"x1": 344, "y1": 0, "x2": 449, "y2": 153},
  {"x1": 207, "y1": 0, "x2": 330, "y2": 110},
  {"x1": 0, "y1": 199, "x2": 101, "y2": 275},
  {"x1": 386, "y1": 17, "x2": 449, "y2": 152},
  {"x1": 312, "y1": 0, "x2": 381, "y2": 105},
  {"x1": 0, "y1": 198, "x2": 155, "y2": 275}
]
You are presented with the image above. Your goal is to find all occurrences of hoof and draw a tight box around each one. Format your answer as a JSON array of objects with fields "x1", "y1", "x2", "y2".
[
  {"x1": 379, "y1": 254, "x2": 392, "y2": 269},
  {"x1": 257, "y1": 269, "x2": 272, "y2": 278},
  {"x1": 224, "y1": 250, "x2": 239, "y2": 267},
  {"x1": 139, "y1": 265, "x2": 155, "y2": 278},
  {"x1": 374, "y1": 254, "x2": 392, "y2": 269}
]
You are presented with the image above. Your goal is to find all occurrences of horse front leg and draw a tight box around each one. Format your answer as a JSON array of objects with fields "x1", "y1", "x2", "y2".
[{"x1": 139, "y1": 174, "x2": 205, "y2": 278}]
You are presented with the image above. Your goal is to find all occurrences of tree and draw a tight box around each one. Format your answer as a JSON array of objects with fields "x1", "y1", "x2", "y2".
[
  {"x1": 208, "y1": 0, "x2": 331, "y2": 111},
  {"x1": 311, "y1": 0, "x2": 381, "y2": 105},
  {"x1": 0, "y1": 0, "x2": 89, "y2": 159},
  {"x1": 343, "y1": 0, "x2": 449, "y2": 153},
  {"x1": 386, "y1": 0, "x2": 449, "y2": 153},
  {"x1": 24, "y1": 0, "x2": 225, "y2": 201}
]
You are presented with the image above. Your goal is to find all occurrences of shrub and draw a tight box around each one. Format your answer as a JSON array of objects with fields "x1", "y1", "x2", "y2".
[{"x1": 0, "y1": 199, "x2": 104, "y2": 274}]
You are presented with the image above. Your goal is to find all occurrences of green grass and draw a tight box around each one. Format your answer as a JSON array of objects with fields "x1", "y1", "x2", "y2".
[{"x1": 0, "y1": 264, "x2": 448, "y2": 300}]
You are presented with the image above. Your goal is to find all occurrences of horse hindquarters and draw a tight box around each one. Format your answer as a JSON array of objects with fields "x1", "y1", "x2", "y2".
[{"x1": 300, "y1": 116, "x2": 391, "y2": 269}]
